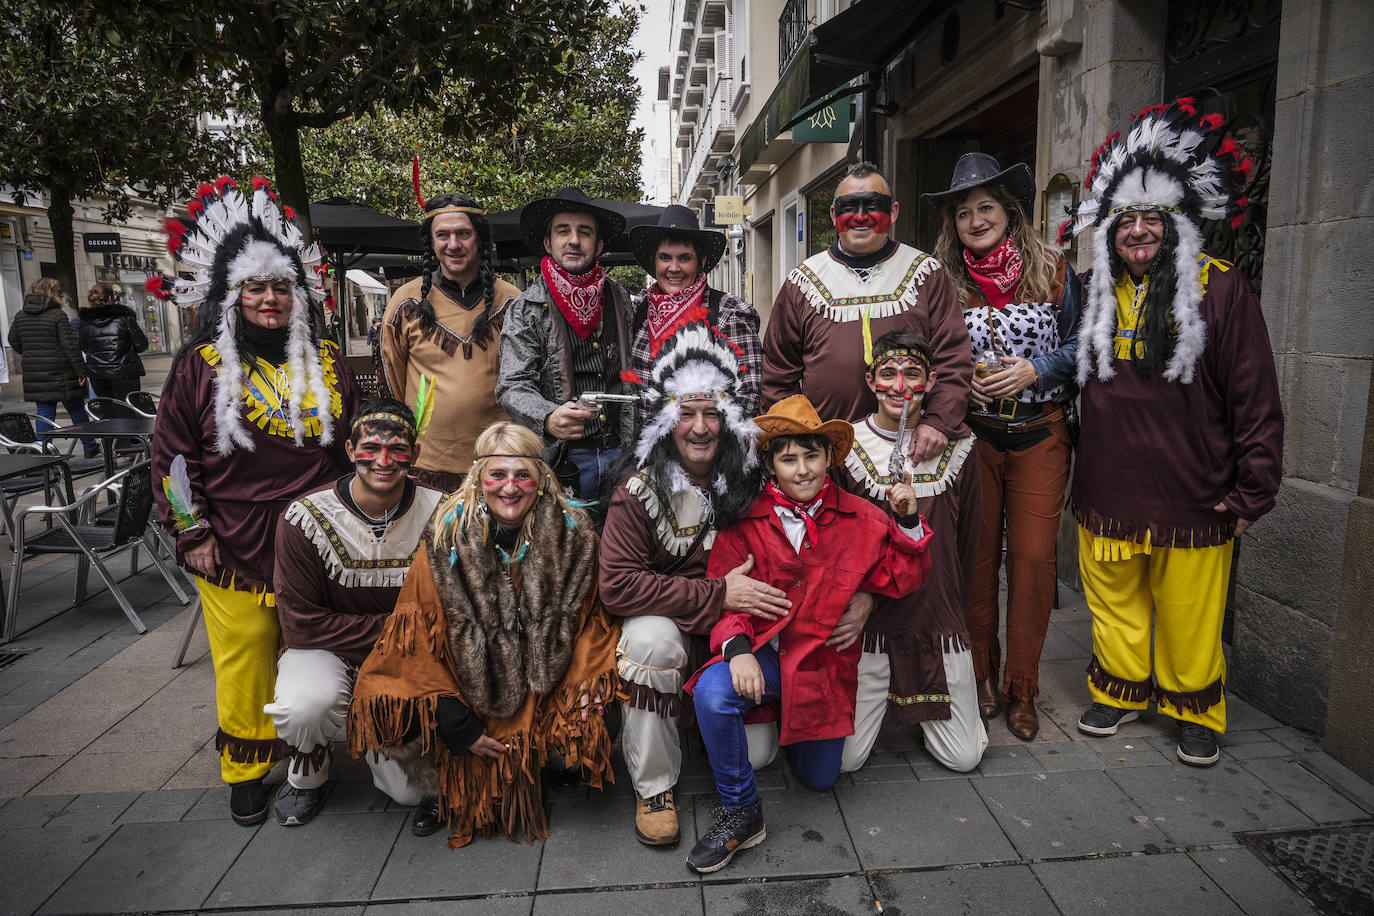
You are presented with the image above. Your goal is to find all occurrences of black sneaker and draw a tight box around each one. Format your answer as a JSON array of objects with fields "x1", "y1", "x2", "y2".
[
  {"x1": 1077, "y1": 703, "x2": 1139, "y2": 736},
  {"x1": 411, "y1": 796, "x2": 444, "y2": 837},
  {"x1": 686, "y1": 800, "x2": 766, "y2": 874},
  {"x1": 229, "y1": 778, "x2": 268, "y2": 826},
  {"x1": 274, "y1": 782, "x2": 325, "y2": 826},
  {"x1": 1177, "y1": 724, "x2": 1220, "y2": 767}
]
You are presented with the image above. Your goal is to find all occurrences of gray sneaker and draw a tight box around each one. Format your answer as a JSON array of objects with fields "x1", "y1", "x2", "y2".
[
  {"x1": 1077, "y1": 703, "x2": 1139, "y2": 736},
  {"x1": 1176, "y1": 724, "x2": 1220, "y2": 767},
  {"x1": 274, "y1": 782, "x2": 325, "y2": 827}
]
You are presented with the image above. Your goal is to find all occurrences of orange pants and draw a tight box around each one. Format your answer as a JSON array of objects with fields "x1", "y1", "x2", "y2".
[{"x1": 966, "y1": 418, "x2": 1071, "y2": 701}]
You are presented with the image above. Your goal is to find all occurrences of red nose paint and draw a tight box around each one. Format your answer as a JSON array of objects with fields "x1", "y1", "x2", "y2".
[{"x1": 834, "y1": 212, "x2": 893, "y2": 233}]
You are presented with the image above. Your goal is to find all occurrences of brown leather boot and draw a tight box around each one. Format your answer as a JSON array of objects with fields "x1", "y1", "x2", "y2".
[
  {"x1": 1006, "y1": 698, "x2": 1040, "y2": 740},
  {"x1": 634, "y1": 789, "x2": 680, "y2": 846},
  {"x1": 976, "y1": 678, "x2": 1003, "y2": 719}
]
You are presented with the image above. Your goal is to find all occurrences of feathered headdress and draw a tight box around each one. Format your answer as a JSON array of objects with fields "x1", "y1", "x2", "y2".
[
  {"x1": 629, "y1": 321, "x2": 760, "y2": 525},
  {"x1": 1059, "y1": 98, "x2": 1253, "y2": 384},
  {"x1": 147, "y1": 177, "x2": 336, "y2": 454}
]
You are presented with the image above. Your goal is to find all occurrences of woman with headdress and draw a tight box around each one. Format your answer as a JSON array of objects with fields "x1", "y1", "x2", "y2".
[
  {"x1": 925, "y1": 154, "x2": 1082, "y2": 741},
  {"x1": 149, "y1": 177, "x2": 362, "y2": 825},
  {"x1": 378, "y1": 192, "x2": 520, "y2": 491},
  {"x1": 348, "y1": 420, "x2": 621, "y2": 848}
]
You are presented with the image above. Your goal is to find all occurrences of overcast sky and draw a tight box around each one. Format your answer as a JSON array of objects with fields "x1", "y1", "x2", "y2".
[{"x1": 630, "y1": 2, "x2": 671, "y2": 200}]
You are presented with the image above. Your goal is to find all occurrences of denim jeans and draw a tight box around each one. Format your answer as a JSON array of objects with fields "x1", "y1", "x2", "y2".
[
  {"x1": 565, "y1": 445, "x2": 621, "y2": 520},
  {"x1": 34, "y1": 398, "x2": 97, "y2": 454},
  {"x1": 693, "y1": 645, "x2": 846, "y2": 809}
]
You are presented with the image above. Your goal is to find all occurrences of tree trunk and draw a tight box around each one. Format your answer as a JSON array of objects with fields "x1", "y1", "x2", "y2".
[
  {"x1": 47, "y1": 182, "x2": 80, "y2": 310},
  {"x1": 261, "y1": 103, "x2": 313, "y2": 241}
]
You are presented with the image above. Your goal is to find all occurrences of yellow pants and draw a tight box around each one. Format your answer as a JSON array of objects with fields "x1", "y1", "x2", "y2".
[
  {"x1": 196, "y1": 578, "x2": 283, "y2": 783},
  {"x1": 1077, "y1": 527, "x2": 1232, "y2": 732}
]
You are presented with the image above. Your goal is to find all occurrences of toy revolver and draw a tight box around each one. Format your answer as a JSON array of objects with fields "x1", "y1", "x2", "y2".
[
  {"x1": 576, "y1": 392, "x2": 639, "y2": 408},
  {"x1": 888, "y1": 394, "x2": 913, "y2": 479}
]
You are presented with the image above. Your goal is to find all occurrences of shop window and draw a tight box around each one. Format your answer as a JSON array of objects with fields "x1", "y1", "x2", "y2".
[{"x1": 806, "y1": 172, "x2": 842, "y2": 257}]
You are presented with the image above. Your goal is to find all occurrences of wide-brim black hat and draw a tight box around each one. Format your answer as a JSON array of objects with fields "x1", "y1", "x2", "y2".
[
  {"x1": 519, "y1": 187, "x2": 627, "y2": 253},
  {"x1": 628, "y1": 204, "x2": 728, "y2": 275},
  {"x1": 922, "y1": 152, "x2": 1036, "y2": 214}
]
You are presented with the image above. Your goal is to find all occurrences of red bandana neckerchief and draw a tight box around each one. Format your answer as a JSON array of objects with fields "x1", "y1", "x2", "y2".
[
  {"x1": 541, "y1": 256, "x2": 606, "y2": 340},
  {"x1": 763, "y1": 477, "x2": 830, "y2": 546},
  {"x1": 963, "y1": 236, "x2": 1024, "y2": 310},
  {"x1": 646, "y1": 273, "x2": 707, "y2": 349}
]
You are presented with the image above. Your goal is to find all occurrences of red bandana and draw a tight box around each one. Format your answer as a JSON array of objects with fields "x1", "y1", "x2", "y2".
[
  {"x1": 963, "y1": 237, "x2": 1024, "y2": 310},
  {"x1": 646, "y1": 273, "x2": 707, "y2": 350},
  {"x1": 763, "y1": 477, "x2": 830, "y2": 546},
  {"x1": 541, "y1": 256, "x2": 606, "y2": 340}
]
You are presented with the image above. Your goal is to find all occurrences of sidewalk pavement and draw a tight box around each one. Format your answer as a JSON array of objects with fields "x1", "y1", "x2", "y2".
[{"x1": 1, "y1": 559, "x2": 1370, "y2": 912}]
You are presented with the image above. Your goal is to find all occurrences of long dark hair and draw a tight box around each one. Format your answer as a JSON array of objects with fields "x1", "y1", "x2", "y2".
[
  {"x1": 1108, "y1": 215, "x2": 1180, "y2": 378},
  {"x1": 417, "y1": 193, "x2": 497, "y2": 341}
]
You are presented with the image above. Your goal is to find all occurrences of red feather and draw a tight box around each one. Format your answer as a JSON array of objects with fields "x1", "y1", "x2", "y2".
[
  {"x1": 1238, "y1": 156, "x2": 1255, "y2": 180},
  {"x1": 250, "y1": 176, "x2": 270, "y2": 191},
  {"x1": 144, "y1": 276, "x2": 169, "y2": 300},
  {"x1": 1057, "y1": 219, "x2": 1074, "y2": 245},
  {"x1": 282, "y1": 205, "x2": 296, "y2": 222},
  {"x1": 1199, "y1": 113, "x2": 1225, "y2": 133},
  {"x1": 214, "y1": 176, "x2": 236, "y2": 194},
  {"x1": 619, "y1": 369, "x2": 643, "y2": 385},
  {"x1": 187, "y1": 200, "x2": 203, "y2": 219},
  {"x1": 412, "y1": 154, "x2": 426, "y2": 212},
  {"x1": 195, "y1": 182, "x2": 216, "y2": 200},
  {"x1": 1175, "y1": 97, "x2": 1197, "y2": 116}
]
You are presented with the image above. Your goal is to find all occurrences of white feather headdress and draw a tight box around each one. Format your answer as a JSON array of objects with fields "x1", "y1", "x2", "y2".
[
  {"x1": 1058, "y1": 98, "x2": 1254, "y2": 384},
  {"x1": 148, "y1": 177, "x2": 336, "y2": 454}
]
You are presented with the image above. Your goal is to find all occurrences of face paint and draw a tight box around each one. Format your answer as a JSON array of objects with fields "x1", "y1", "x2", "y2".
[
  {"x1": 353, "y1": 433, "x2": 415, "y2": 469},
  {"x1": 481, "y1": 474, "x2": 537, "y2": 489},
  {"x1": 832, "y1": 192, "x2": 894, "y2": 234}
]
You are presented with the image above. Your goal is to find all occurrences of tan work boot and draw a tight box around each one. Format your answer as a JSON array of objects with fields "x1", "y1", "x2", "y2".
[{"x1": 634, "y1": 788, "x2": 680, "y2": 846}]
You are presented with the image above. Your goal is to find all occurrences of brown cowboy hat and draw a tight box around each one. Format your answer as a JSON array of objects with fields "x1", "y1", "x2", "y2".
[
  {"x1": 519, "y1": 186, "x2": 627, "y2": 253},
  {"x1": 754, "y1": 394, "x2": 854, "y2": 468}
]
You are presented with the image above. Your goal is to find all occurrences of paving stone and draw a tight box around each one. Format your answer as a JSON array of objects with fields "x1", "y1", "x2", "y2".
[
  {"x1": 974, "y1": 770, "x2": 1164, "y2": 859},
  {"x1": 538, "y1": 795, "x2": 698, "y2": 890},
  {"x1": 1189, "y1": 849, "x2": 1319, "y2": 915},
  {"x1": 849, "y1": 761, "x2": 918, "y2": 784},
  {"x1": 0, "y1": 755, "x2": 69, "y2": 797},
  {"x1": 838, "y1": 777, "x2": 1017, "y2": 869},
  {"x1": 1239, "y1": 756, "x2": 1371, "y2": 823},
  {"x1": 532, "y1": 885, "x2": 701, "y2": 915},
  {"x1": 872, "y1": 864, "x2": 1059, "y2": 915},
  {"x1": 1294, "y1": 750, "x2": 1374, "y2": 813},
  {"x1": 115, "y1": 788, "x2": 206, "y2": 824},
  {"x1": 1086, "y1": 736, "x2": 1174, "y2": 768},
  {"x1": 372, "y1": 822, "x2": 543, "y2": 900},
  {"x1": 323, "y1": 777, "x2": 393, "y2": 815},
  {"x1": 1108, "y1": 761, "x2": 1311, "y2": 846},
  {"x1": 38, "y1": 819, "x2": 256, "y2": 914},
  {"x1": 160, "y1": 741, "x2": 224, "y2": 791},
  {"x1": 32, "y1": 749, "x2": 189, "y2": 795},
  {"x1": 183, "y1": 785, "x2": 233, "y2": 821},
  {"x1": 206, "y1": 811, "x2": 404, "y2": 908},
  {"x1": 691, "y1": 787, "x2": 857, "y2": 882},
  {"x1": 1033, "y1": 852, "x2": 1245, "y2": 915},
  {"x1": 1223, "y1": 738, "x2": 1293, "y2": 760},
  {"x1": 702, "y1": 875, "x2": 874, "y2": 914},
  {"x1": 0, "y1": 793, "x2": 75, "y2": 828},
  {"x1": 977, "y1": 745, "x2": 1044, "y2": 777},
  {"x1": 0, "y1": 824, "x2": 116, "y2": 915},
  {"x1": 1027, "y1": 741, "x2": 1102, "y2": 773},
  {"x1": 366, "y1": 899, "x2": 530, "y2": 915},
  {"x1": 44, "y1": 791, "x2": 140, "y2": 827}
]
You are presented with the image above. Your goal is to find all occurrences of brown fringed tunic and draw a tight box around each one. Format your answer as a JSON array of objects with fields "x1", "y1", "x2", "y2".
[{"x1": 348, "y1": 519, "x2": 622, "y2": 848}]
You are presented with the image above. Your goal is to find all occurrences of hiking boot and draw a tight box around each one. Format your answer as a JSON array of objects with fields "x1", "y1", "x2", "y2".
[
  {"x1": 686, "y1": 800, "x2": 765, "y2": 874},
  {"x1": 411, "y1": 796, "x2": 444, "y2": 837},
  {"x1": 634, "y1": 789, "x2": 680, "y2": 846},
  {"x1": 1177, "y1": 724, "x2": 1220, "y2": 767},
  {"x1": 274, "y1": 782, "x2": 325, "y2": 827},
  {"x1": 1077, "y1": 703, "x2": 1139, "y2": 736},
  {"x1": 229, "y1": 777, "x2": 268, "y2": 826}
]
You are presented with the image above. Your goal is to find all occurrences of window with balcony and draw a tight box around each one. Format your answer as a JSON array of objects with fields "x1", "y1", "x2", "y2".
[{"x1": 778, "y1": 0, "x2": 809, "y2": 77}]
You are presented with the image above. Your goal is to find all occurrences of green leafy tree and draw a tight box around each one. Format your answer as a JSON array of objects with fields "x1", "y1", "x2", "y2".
[
  {"x1": 0, "y1": 1, "x2": 238, "y2": 304},
  {"x1": 129, "y1": 0, "x2": 616, "y2": 236}
]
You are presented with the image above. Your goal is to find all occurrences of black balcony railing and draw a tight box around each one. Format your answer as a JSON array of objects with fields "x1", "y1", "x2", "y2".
[{"x1": 778, "y1": 0, "x2": 809, "y2": 76}]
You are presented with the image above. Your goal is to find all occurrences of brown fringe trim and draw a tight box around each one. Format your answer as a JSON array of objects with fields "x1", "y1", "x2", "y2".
[
  {"x1": 347, "y1": 692, "x2": 443, "y2": 759},
  {"x1": 1003, "y1": 672, "x2": 1040, "y2": 702},
  {"x1": 284, "y1": 743, "x2": 330, "y2": 776},
  {"x1": 215, "y1": 729, "x2": 287, "y2": 764},
  {"x1": 1085, "y1": 655, "x2": 1153, "y2": 703},
  {"x1": 621, "y1": 677, "x2": 681, "y2": 719},
  {"x1": 1155, "y1": 678, "x2": 1225, "y2": 715},
  {"x1": 1072, "y1": 503, "x2": 1234, "y2": 549},
  {"x1": 396, "y1": 299, "x2": 493, "y2": 360},
  {"x1": 969, "y1": 642, "x2": 1000, "y2": 682},
  {"x1": 862, "y1": 629, "x2": 970, "y2": 656}
]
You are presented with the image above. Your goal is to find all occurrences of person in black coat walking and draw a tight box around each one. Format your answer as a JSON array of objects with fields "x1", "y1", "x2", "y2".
[
  {"x1": 78, "y1": 283, "x2": 148, "y2": 400},
  {"x1": 7, "y1": 278, "x2": 98, "y2": 455}
]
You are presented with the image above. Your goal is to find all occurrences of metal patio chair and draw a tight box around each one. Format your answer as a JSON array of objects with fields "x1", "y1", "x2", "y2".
[{"x1": 125, "y1": 391, "x2": 159, "y2": 417}]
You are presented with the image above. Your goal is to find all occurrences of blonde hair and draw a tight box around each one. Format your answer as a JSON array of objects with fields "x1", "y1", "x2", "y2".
[
  {"x1": 430, "y1": 421, "x2": 588, "y2": 549},
  {"x1": 86, "y1": 283, "x2": 117, "y2": 309},
  {"x1": 934, "y1": 183, "x2": 1061, "y2": 309},
  {"x1": 29, "y1": 278, "x2": 64, "y2": 306}
]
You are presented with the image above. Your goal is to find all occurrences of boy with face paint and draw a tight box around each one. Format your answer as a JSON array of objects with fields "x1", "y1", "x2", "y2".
[
  {"x1": 266, "y1": 399, "x2": 445, "y2": 827},
  {"x1": 835, "y1": 330, "x2": 988, "y2": 776}
]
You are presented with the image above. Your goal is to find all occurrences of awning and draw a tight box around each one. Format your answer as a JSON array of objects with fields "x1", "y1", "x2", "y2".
[
  {"x1": 737, "y1": 0, "x2": 935, "y2": 176},
  {"x1": 345, "y1": 269, "x2": 387, "y2": 295},
  {"x1": 310, "y1": 198, "x2": 421, "y2": 255}
]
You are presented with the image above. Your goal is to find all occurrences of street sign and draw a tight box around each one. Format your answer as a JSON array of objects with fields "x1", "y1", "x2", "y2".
[
  {"x1": 714, "y1": 196, "x2": 751, "y2": 224},
  {"x1": 792, "y1": 96, "x2": 852, "y2": 144}
]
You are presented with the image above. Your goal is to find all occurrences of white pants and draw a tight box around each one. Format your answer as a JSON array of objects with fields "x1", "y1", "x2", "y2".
[
  {"x1": 266, "y1": 648, "x2": 425, "y2": 802},
  {"x1": 841, "y1": 646, "x2": 988, "y2": 774},
  {"x1": 617, "y1": 615, "x2": 778, "y2": 797}
]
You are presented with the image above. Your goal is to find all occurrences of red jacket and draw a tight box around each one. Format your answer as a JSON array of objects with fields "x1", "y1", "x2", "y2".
[{"x1": 685, "y1": 482, "x2": 932, "y2": 745}]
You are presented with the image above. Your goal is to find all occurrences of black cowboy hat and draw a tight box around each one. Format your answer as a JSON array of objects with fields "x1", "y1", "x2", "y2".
[
  {"x1": 921, "y1": 152, "x2": 1036, "y2": 213},
  {"x1": 628, "y1": 204, "x2": 728, "y2": 275},
  {"x1": 519, "y1": 187, "x2": 627, "y2": 253}
]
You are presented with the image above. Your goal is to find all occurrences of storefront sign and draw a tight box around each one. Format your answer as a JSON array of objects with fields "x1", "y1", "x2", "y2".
[
  {"x1": 83, "y1": 232, "x2": 122, "y2": 252},
  {"x1": 101, "y1": 252, "x2": 159, "y2": 273},
  {"x1": 791, "y1": 96, "x2": 852, "y2": 144},
  {"x1": 713, "y1": 196, "x2": 750, "y2": 225}
]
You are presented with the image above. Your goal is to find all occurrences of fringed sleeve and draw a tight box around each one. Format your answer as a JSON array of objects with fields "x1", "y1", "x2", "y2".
[{"x1": 541, "y1": 587, "x2": 625, "y2": 791}]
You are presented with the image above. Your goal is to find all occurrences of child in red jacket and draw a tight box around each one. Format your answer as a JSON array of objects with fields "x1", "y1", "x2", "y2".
[{"x1": 682, "y1": 394, "x2": 932, "y2": 874}]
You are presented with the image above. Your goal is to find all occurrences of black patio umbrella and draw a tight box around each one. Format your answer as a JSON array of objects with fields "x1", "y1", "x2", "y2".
[{"x1": 486, "y1": 197, "x2": 670, "y2": 271}]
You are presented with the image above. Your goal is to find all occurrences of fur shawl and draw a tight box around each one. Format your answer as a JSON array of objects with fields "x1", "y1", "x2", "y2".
[{"x1": 430, "y1": 494, "x2": 598, "y2": 720}]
